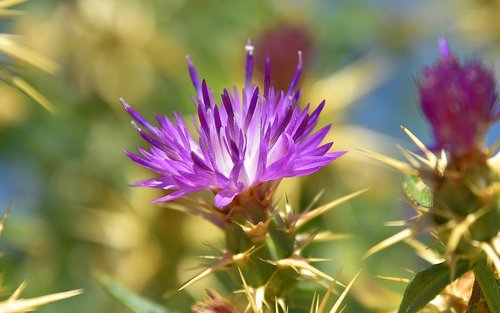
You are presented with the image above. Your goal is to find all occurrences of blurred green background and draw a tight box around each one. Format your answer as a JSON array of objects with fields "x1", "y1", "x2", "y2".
[{"x1": 0, "y1": 0, "x2": 499, "y2": 312}]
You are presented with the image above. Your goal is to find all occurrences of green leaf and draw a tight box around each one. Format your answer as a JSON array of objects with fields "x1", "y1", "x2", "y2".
[
  {"x1": 397, "y1": 260, "x2": 470, "y2": 313},
  {"x1": 472, "y1": 262, "x2": 500, "y2": 313},
  {"x1": 402, "y1": 174, "x2": 433, "y2": 208},
  {"x1": 96, "y1": 273, "x2": 172, "y2": 313}
]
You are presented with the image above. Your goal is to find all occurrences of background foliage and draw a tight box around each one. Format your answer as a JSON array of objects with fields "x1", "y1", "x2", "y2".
[{"x1": 0, "y1": 0, "x2": 498, "y2": 312}]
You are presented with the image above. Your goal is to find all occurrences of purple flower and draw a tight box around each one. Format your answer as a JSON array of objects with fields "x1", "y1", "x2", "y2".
[
  {"x1": 254, "y1": 23, "x2": 314, "y2": 91},
  {"x1": 418, "y1": 39, "x2": 497, "y2": 157},
  {"x1": 122, "y1": 42, "x2": 344, "y2": 208}
]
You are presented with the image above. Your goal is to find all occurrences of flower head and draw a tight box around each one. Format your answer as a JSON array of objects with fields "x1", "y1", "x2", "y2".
[
  {"x1": 123, "y1": 42, "x2": 344, "y2": 208},
  {"x1": 417, "y1": 39, "x2": 497, "y2": 158}
]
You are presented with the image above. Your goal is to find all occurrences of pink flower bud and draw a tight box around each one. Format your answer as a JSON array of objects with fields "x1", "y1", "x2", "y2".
[{"x1": 418, "y1": 40, "x2": 497, "y2": 158}]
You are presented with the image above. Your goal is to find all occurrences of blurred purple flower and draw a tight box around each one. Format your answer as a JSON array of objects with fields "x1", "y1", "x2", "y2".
[
  {"x1": 418, "y1": 39, "x2": 497, "y2": 157},
  {"x1": 255, "y1": 23, "x2": 313, "y2": 91},
  {"x1": 122, "y1": 42, "x2": 344, "y2": 208}
]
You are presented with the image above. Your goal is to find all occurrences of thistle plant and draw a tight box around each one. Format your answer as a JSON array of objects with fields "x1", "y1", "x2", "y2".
[
  {"x1": 120, "y1": 41, "x2": 363, "y2": 311},
  {"x1": 362, "y1": 39, "x2": 499, "y2": 312}
]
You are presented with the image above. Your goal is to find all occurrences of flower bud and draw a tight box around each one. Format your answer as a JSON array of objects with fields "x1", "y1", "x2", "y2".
[{"x1": 418, "y1": 39, "x2": 497, "y2": 161}]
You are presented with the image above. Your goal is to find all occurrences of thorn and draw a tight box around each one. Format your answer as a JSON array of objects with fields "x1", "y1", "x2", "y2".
[
  {"x1": 11, "y1": 76, "x2": 58, "y2": 113},
  {"x1": 466, "y1": 179, "x2": 500, "y2": 201},
  {"x1": 400, "y1": 147, "x2": 435, "y2": 169},
  {"x1": 446, "y1": 207, "x2": 488, "y2": 254},
  {"x1": 363, "y1": 228, "x2": 414, "y2": 259},
  {"x1": 309, "y1": 293, "x2": 318, "y2": 313},
  {"x1": 384, "y1": 220, "x2": 408, "y2": 227},
  {"x1": 303, "y1": 257, "x2": 333, "y2": 263},
  {"x1": 276, "y1": 298, "x2": 287, "y2": 313},
  {"x1": 272, "y1": 256, "x2": 345, "y2": 288},
  {"x1": 1, "y1": 287, "x2": 82, "y2": 312},
  {"x1": 287, "y1": 189, "x2": 325, "y2": 223},
  {"x1": 404, "y1": 238, "x2": 445, "y2": 264},
  {"x1": 284, "y1": 195, "x2": 293, "y2": 217},
  {"x1": 183, "y1": 263, "x2": 215, "y2": 272},
  {"x1": 400, "y1": 126, "x2": 437, "y2": 166},
  {"x1": 480, "y1": 242, "x2": 500, "y2": 275},
  {"x1": 178, "y1": 267, "x2": 216, "y2": 291},
  {"x1": 404, "y1": 268, "x2": 416, "y2": 275},
  {"x1": 295, "y1": 232, "x2": 320, "y2": 254},
  {"x1": 10, "y1": 281, "x2": 28, "y2": 300},
  {"x1": 328, "y1": 269, "x2": 362, "y2": 313},
  {"x1": 396, "y1": 145, "x2": 420, "y2": 168},
  {"x1": 318, "y1": 283, "x2": 334, "y2": 313},
  {"x1": 202, "y1": 241, "x2": 225, "y2": 254},
  {"x1": 238, "y1": 268, "x2": 259, "y2": 313},
  {"x1": 438, "y1": 150, "x2": 447, "y2": 172},
  {"x1": 255, "y1": 287, "x2": 268, "y2": 311},
  {"x1": 357, "y1": 148, "x2": 419, "y2": 175},
  {"x1": 374, "y1": 275, "x2": 410, "y2": 284},
  {"x1": 233, "y1": 246, "x2": 257, "y2": 265},
  {"x1": 302, "y1": 190, "x2": 326, "y2": 216},
  {"x1": 307, "y1": 232, "x2": 351, "y2": 242},
  {"x1": 179, "y1": 245, "x2": 258, "y2": 291},
  {"x1": 295, "y1": 188, "x2": 369, "y2": 229},
  {"x1": 233, "y1": 220, "x2": 269, "y2": 243},
  {"x1": 197, "y1": 255, "x2": 220, "y2": 260}
]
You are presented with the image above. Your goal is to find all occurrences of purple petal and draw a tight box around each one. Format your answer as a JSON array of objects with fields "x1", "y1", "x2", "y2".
[
  {"x1": 131, "y1": 177, "x2": 176, "y2": 189},
  {"x1": 264, "y1": 56, "x2": 271, "y2": 98},
  {"x1": 191, "y1": 151, "x2": 212, "y2": 172},
  {"x1": 245, "y1": 40, "x2": 254, "y2": 89},
  {"x1": 299, "y1": 125, "x2": 332, "y2": 153},
  {"x1": 213, "y1": 105, "x2": 222, "y2": 130},
  {"x1": 244, "y1": 87, "x2": 259, "y2": 130},
  {"x1": 286, "y1": 51, "x2": 303, "y2": 97},
  {"x1": 124, "y1": 149, "x2": 156, "y2": 170},
  {"x1": 214, "y1": 190, "x2": 237, "y2": 207},
  {"x1": 186, "y1": 56, "x2": 202, "y2": 94},
  {"x1": 438, "y1": 38, "x2": 450, "y2": 59},
  {"x1": 152, "y1": 190, "x2": 190, "y2": 203},
  {"x1": 201, "y1": 80, "x2": 212, "y2": 108},
  {"x1": 121, "y1": 98, "x2": 157, "y2": 134}
]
